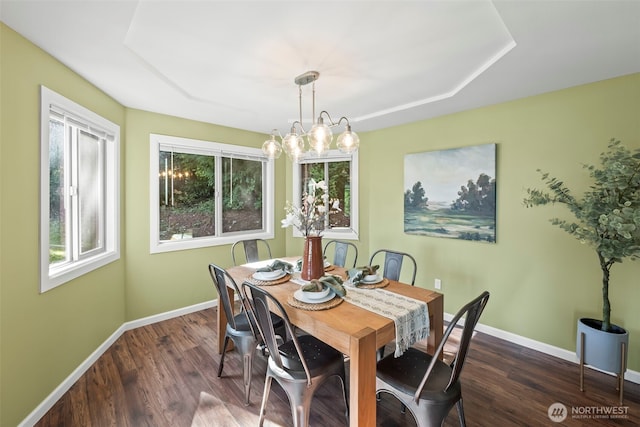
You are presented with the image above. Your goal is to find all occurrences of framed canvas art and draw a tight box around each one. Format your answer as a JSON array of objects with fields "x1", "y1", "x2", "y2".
[{"x1": 404, "y1": 143, "x2": 496, "y2": 242}]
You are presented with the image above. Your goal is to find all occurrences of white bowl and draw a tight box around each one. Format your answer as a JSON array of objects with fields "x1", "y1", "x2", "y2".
[
  {"x1": 301, "y1": 287, "x2": 331, "y2": 300},
  {"x1": 363, "y1": 274, "x2": 379, "y2": 282},
  {"x1": 255, "y1": 269, "x2": 283, "y2": 280}
]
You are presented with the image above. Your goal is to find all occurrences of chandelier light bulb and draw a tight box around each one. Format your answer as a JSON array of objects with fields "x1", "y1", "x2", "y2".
[
  {"x1": 308, "y1": 119, "x2": 332, "y2": 157},
  {"x1": 261, "y1": 134, "x2": 282, "y2": 159},
  {"x1": 336, "y1": 125, "x2": 360, "y2": 153},
  {"x1": 282, "y1": 130, "x2": 304, "y2": 159},
  {"x1": 289, "y1": 144, "x2": 303, "y2": 163}
]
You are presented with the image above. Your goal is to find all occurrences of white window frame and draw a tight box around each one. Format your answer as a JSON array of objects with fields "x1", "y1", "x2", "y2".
[
  {"x1": 292, "y1": 150, "x2": 359, "y2": 240},
  {"x1": 149, "y1": 134, "x2": 275, "y2": 254},
  {"x1": 39, "y1": 86, "x2": 120, "y2": 293}
]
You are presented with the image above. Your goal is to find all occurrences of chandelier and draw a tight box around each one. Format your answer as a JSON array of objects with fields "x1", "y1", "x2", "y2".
[{"x1": 262, "y1": 71, "x2": 360, "y2": 161}]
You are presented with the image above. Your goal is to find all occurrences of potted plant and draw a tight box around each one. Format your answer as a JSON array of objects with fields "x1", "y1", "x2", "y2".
[{"x1": 523, "y1": 138, "x2": 640, "y2": 378}]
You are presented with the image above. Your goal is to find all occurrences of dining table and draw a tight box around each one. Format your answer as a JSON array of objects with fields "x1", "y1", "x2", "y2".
[{"x1": 221, "y1": 257, "x2": 444, "y2": 427}]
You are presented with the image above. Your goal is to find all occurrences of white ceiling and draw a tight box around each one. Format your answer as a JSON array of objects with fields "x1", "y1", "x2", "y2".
[{"x1": 1, "y1": 0, "x2": 639, "y2": 135}]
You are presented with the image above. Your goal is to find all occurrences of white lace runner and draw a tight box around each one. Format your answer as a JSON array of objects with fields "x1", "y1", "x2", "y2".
[{"x1": 342, "y1": 287, "x2": 430, "y2": 357}]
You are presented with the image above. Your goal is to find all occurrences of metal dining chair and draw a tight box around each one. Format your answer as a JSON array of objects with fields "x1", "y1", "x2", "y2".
[
  {"x1": 208, "y1": 263, "x2": 283, "y2": 405},
  {"x1": 369, "y1": 248, "x2": 417, "y2": 285},
  {"x1": 231, "y1": 239, "x2": 272, "y2": 265},
  {"x1": 370, "y1": 248, "x2": 418, "y2": 359},
  {"x1": 376, "y1": 291, "x2": 490, "y2": 427},
  {"x1": 242, "y1": 281, "x2": 349, "y2": 427},
  {"x1": 323, "y1": 239, "x2": 358, "y2": 268}
]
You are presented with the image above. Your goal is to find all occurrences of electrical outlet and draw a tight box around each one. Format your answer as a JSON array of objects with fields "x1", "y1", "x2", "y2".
[{"x1": 434, "y1": 278, "x2": 441, "y2": 289}]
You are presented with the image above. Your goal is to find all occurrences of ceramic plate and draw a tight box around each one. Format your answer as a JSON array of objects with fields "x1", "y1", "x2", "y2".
[
  {"x1": 294, "y1": 289, "x2": 335, "y2": 304},
  {"x1": 299, "y1": 287, "x2": 331, "y2": 300},
  {"x1": 253, "y1": 270, "x2": 285, "y2": 281},
  {"x1": 361, "y1": 274, "x2": 383, "y2": 284}
]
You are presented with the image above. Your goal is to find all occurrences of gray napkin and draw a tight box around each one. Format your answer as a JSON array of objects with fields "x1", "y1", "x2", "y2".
[
  {"x1": 301, "y1": 275, "x2": 346, "y2": 297},
  {"x1": 255, "y1": 259, "x2": 294, "y2": 273},
  {"x1": 347, "y1": 265, "x2": 380, "y2": 286}
]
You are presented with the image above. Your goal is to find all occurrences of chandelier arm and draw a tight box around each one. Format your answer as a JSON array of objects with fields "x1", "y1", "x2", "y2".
[
  {"x1": 336, "y1": 116, "x2": 351, "y2": 127},
  {"x1": 318, "y1": 110, "x2": 338, "y2": 127},
  {"x1": 290, "y1": 120, "x2": 307, "y2": 135},
  {"x1": 318, "y1": 111, "x2": 352, "y2": 129}
]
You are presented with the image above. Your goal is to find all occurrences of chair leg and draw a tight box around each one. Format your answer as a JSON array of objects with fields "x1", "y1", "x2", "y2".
[
  {"x1": 218, "y1": 336, "x2": 230, "y2": 377},
  {"x1": 242, "y1": 349, "x2": 254, "y2": 406},
  {"x1": 456, "y1": 398, "x2": 466, "y2": 427},
  {"x1": 288, "y1": 382, "x2": 314, "y2": 427},
  {"x1": 338, "y1": 372, "x2": 350, "y2": 425},
  {"x1": 375, "y1": 347, "x2": 385, "y2": 402},
  {"x1": 258, "y1": 374, "x2": 272, "y2": 427}
]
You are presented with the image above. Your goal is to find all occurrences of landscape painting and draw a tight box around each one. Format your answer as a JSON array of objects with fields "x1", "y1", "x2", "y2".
[{"x1": 404, "y1": 143, "x2": 496, "y2": 243}]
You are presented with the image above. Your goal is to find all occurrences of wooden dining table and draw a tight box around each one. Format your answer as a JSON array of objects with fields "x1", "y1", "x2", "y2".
[{"x1": 221, "y1": 258, "x2": 444, "y2": 427}]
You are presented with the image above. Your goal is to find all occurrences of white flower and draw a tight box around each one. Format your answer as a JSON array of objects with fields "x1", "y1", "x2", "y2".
[
  {"x1": 282, "y1": 180, "x2": 328, "y2": 236},
  {"x1": 280, "y1": 212, "x2": 299, "y2": 229}
]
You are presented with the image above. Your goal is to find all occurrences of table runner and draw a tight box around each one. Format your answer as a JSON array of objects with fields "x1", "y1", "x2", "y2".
[{"x1": 343, "y1": 287, "x2": 429, "y2": 357}]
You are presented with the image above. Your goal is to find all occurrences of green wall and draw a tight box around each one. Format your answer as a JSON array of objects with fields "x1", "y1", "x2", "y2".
[
  {"x1": 123, "y1": 109, "x2": 286, "y2": 321},
  {"x1": 362, "y1": 72, "x2": 640, "y2": 369},
  {"x1": 1, "y1": 24, "x2": 127, "y2": 426},
  {"x1": 2, "y1": 20, "x2": 640, "y2": 427},
  {"x1": 0, "y1": 24, "x2": 286, "y2": 425}
]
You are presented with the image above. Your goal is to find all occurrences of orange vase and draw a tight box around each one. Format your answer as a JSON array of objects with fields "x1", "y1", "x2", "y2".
[{"x1": 301, "y1": 236, "x2": 324, "y2": 280}]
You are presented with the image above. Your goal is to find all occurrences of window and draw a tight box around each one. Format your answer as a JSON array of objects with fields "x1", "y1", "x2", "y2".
[
  {"x1": 150, "y1": 134, "x2": 274, "y2": 253},
  {"x1": 40, "y1": 86, "x2": 120, "y2": 292},
  {"x1": 293, "y1": 151, "x2": 359, "y2": 240}
]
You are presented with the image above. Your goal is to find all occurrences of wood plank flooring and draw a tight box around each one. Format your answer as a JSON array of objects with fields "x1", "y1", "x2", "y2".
[{"x1": 35, "y1": 308, "x2": 639, "y2": 426}]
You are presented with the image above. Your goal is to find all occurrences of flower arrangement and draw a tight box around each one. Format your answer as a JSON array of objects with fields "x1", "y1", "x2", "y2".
[{"x1": 281, "y1": 178, "x2": 329, "y2": 236}]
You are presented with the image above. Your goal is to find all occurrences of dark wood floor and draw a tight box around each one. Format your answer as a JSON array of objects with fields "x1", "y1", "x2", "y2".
[{"x1": 35, "y1": 307, "x2": 639, "y2": 426}]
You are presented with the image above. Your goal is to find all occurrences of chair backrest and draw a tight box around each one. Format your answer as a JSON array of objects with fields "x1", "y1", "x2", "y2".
[
  {"x1": 414, "y1": 291, "x2": 490, "y2": 402},
  {"x1": 242, "y1": 281, "x2": 313, "y2": 385},
  {"x1": 323, "y1": 240, "x2": 358, "y2": 268},
  {"x1": 231, "y1": 239, "x2": 272, "y2": 265},
  {"x1": 208, "y1": 263, "x2": 246, "y2": 331},
  {"x1": 369, "y1": 249, "x2": 417, "y2": 285}
]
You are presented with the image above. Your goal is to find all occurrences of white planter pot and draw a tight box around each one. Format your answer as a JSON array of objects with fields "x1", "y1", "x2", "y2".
[{"x1": 576, "y1": 318, "x2": 628, "y2": 374}]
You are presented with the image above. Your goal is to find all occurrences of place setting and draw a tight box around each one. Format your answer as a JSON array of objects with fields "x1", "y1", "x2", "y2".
[
  {"x1": 323, "y1": 259, "x2": 336, "y2": 272},
  {"x1": 345, "y1": 265, "x2": 389, "y2": 289},
  {"x1": 287, "y1": 275, "x2": 346, "y2": 311},
  {"x1": 245, "y1": 259, "x2": 294, "y2": 286}
]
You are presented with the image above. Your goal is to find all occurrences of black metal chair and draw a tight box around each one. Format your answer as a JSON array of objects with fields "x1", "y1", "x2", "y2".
[
  {"x1": 376, "y1": 291, "x2": 490, "y2": 427},
  {"x1": 208, "y1": 263, "x2": 283, "y2": 405},
  {"x1": 323, "y1": 239, "x2": 358, "y2": 268},
  {"x1": 242, "y1": 281, "x2": 349, "y2": 427},
  {"x1": 231, "y1": 239, "x2": 272, "y2": 265},
  {"x1": 369, "y1": 248, "x2": 417, "y2": 285}
]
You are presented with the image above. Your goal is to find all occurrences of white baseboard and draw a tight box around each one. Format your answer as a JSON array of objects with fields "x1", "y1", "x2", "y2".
[
  {"x1": 444, "y1": 312, "x2": 640, "y2": 384},
  {"x1": 124, "y1": 300, "x2": 216, "y2": 330},
  {"x1": 19, "y1": 302, "x2": 638, "y2": 426},
  {"x1": 18, "y1": 299, "x2": 217, "y2": 427}
]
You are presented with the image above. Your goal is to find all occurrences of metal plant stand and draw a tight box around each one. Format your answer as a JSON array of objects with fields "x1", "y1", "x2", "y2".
[{"x1": 579, "y1": 332, "x2": 626, "y2": 404}]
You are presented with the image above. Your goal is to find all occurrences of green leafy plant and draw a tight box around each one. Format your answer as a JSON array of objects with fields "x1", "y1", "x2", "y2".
[{"x1": 523, "y1": 139, "x2": 640, "y2": 332}]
